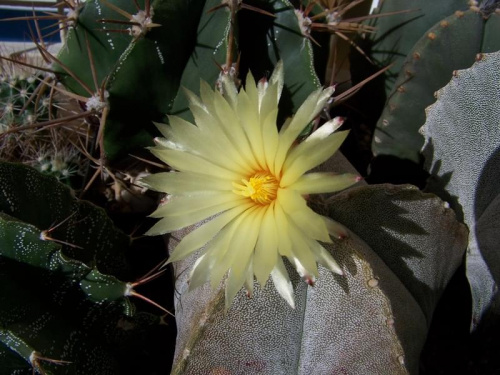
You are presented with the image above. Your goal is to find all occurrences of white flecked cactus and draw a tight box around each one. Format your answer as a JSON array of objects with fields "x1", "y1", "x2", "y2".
[
  {"x1": 421, "y1": 50, "x2": 500, "y2": 329},
  {"x1": 168, "y1": 154, "x2": 467, "y2": 374}
]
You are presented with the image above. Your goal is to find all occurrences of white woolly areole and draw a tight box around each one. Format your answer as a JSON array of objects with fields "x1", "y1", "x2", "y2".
[
  {"x1": 130, "y1": 8, "x2": 154, "y2": 37},
  {"x1": 294, "y1": 9, "x2": 312, "y2": 37},
  {"x1": 85, "y1": 91, "x2": 109, "y2": 112}
]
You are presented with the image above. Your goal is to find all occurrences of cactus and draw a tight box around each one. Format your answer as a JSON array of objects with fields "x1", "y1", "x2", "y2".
[
  {"x1": 421, "y1": 50, "x2": 500, "y2": 329},
  {"x1": 372, "y1": 4, "x2": 500, "y2": 162},
  {"x1": 358, "y1": 0, "x2": 470, "y2": 97},
  {"x1": 0, "y1": 58, "x2": 90, "y2": 186},
  {"x1": 168, "y1": 165, "x2": 467, "y2": 374},
  {"x1": 0, "y1": 161, "x2": 168, "y2": 373},
  {"x1": 51, "y1": 0, "x2": 323, "y2": 161}
]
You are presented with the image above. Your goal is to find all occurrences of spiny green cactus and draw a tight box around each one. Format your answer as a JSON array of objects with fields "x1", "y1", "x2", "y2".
[
  {"x1": 52, "y1": 0, "x2": 324, "y2": 161},
  {"x1": 421, "y1": 50, "x2": 500, "y2": 330},
  {"x1": 0, "y1": 72, "x2": 48, "y2": 127},
  {"x1": 0, "y1": 161, "x2": 166, "y2": 373},
  {"x1": 0, "y1": 57, "x2": 89, "y2": 186},
  {"x1": 372, "y1": 4, "x2": 500, "y2": 162}
]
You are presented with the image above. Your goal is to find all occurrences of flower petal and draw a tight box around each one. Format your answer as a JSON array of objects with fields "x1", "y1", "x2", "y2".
[
  {"x1": 221, "y1": 74, "x2": 239, "y2": 109},
  {"x1": 188, "y1": 227, "x2": 233, "y2": 291},
  {"x1": 237, "y1": 89, "x2": 266, "y2": 169},
  {"x1": 213, "y1": 89, "x2": 260, "y2": 170},
  {"x1": 150, "y1": 192, "x2": 243, "y2": 218},
  {"x1": 254, "y1": 203, "x2": 279, "y2": 286},
  {"x1": 224, "y1": 207, "x2": 265, "y2": 309},
  {"x1": 168, "y1": 203, "x2": 253, "y2": 263},
  {"x1": 145, "y1": 198, "x2": 245, "y2": 235},
  {"x1": 280, "y1": 130, "x2": 349, "y2": 187},
  {"x1": 274, "y1": 201, "x2": 293, "y2": 257},
  {"x1": 243, "y1": 257, "x2": 255, "y2": 297},
  {"x1": 323, "y1": 216, "x2": 349, "y2": 239},
  {"x1": 270, "y1": 257, "x2": 295, "y2": 308},
  {"x1": 278, "y1": 189, "x2": 331, "y2": 243},
  {"x1": 289, "y1": 172, "x2": 360, "y2": 195},
  {"x1": 307, "y1": 239, "x2": 343, "y2": 275},
  {"x1": 209, "y1": 207, "x2": 260, "y2": 289},
  {"x1": 244, "y1": 71, "x2": 258, "y2": 109},
  {"x1": 274, "y1": 86, "x2": 335, "y2": 172},
  {"x1": 165, "y1": 115, "x2": 250, "y2": 174},
  {"x1": 150, "y1": 147, "x2": 241, "y2": 181},
  {"x1": 199, "y1": 79, "x2": 217, "y2": 113},
  {"x1": 286, "y1": 219, "x2": 319, "y2": 278},
  {"x1": 304, "y1": 116, "x2": 344, "y2": 142},
  {"x1": 269, "y1": 60, "x2": 284, "y2": 102},
  {"x1": 259, "y1": 80, "x2": 278, "y2": 123},
  {"x1": 140, "y1": 171, "x2": 232, "y2": 194},
  {"x1": 188, "y1": 253, "x2": 208, "y2": 290},
  {"x1": 261, "y1": 109, "x2": 279, "y2": 172}
]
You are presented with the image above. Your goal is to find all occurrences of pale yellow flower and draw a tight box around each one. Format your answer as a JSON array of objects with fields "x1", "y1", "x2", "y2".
[{"x1": 142, "y1": 62, "x2": 359, "y2": 308}]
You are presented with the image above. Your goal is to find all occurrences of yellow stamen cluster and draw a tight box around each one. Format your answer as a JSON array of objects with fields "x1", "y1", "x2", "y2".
[{"x1": 233, "y1": 172, "x2": 279, "y2": 205}]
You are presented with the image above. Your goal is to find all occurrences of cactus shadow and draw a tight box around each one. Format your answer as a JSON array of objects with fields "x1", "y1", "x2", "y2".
[
  {"x1": 422, "y1": 138, "x2": 462, "y2": 221},
  {"x1": 474, "y1": 145, "x2": 500, "y2": 312},
  {"x1": 328, "y1": 184, "x2": 462, "y2": 326}
]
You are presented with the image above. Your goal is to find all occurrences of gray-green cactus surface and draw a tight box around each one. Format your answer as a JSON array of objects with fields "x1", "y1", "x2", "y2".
[
  {"x1": 168, "y1": 173, "x2": 467, "y2": 374},
  {"x1": 372, "y1": 6, "x2": 500, "y2": 162},
  {"x1": 421, "y1": 50, "x2": 500, "y2": 329}
]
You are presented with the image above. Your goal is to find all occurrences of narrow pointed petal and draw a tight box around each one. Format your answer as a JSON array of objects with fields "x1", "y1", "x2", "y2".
[
  {"x1": 281, "y1": 130, "x2": 349, "y2": 187},
  {"x1": 286, "y1": 220, "x2": 319, "y2": 278},
  {"x1": 150, "y1": 148, "x2": 241, "y2": 181},
  {"x1": 188, "y1": 254, "x2": 209, "y2": 291},
  {"x1": 259, "y1": 81, "x2": 278, "y2": 123},
  {"x1": 165, "y1": 115, "x2": 248, "y2": 174},
  {"x1": 183, "y1": 87, "x2": 205, "y2": 110},
  {"x1": 283, "y1": 130, "x2": 349, "y2": 171},
  {"x1": 289, "y1": 172, "x2": 360, "y2": 195},
  {"x1": 305, "y1": 116, "x2": 344, "y2": 142},
  {"x1": 244, "y1": 71, "x2": 258, "y2": 108},
  {"x1": 190, "y1": 225, "x2": 235, "y2": 290},
  {"x1": 261, "y1": 109, "x2": 279, "y2": 172},
  {"x1": 269, "y1": 60, "x2": 284, "y2": 101},
  {"x1": 323, "y1": 216, "x2": 349, "y2": 239},
  {"x1": 278, "y1": 189, "x2": 331, "y2": 243},
  {"x1": 188, "y1": 226, "x2": 233, "y2": 291},
  {"x1": 145, "y1": 199, "x2": 245, "y2": 235},
  {"x1": 168, "y1": 203, "x2": 252, "y2": 263},
  {"x1": 274, "y1": 200, "x2": 292, "y2": 256},
  {"x1": 223, "y1": 208, "x2": 265, "y2": 308},
  {"x1": 244, "y1": 256, "x2": 255, "y2": 297},
  {"x1": 270, "y1": 257, "x2": 295, "y2": 308},
  {"x1": 150, "y1": 192, "x2": 241, "y2": 218},
  {"x1": 237, "y1": 89, "x2": 266, "y2": 168},
  {"x1": 274, "y1": 86, "x2": 334, "y2": 172},
  {"x1": 221, "y1": 74, "x2": 238, "y2": 109},
  {"x1": 308, "y1": 239, "x2": 343, "y2": 275},
  {"x1": 209, "y1": 207, "x2": 259, "y2": 288},
  {"x1": 254, "y1": 203, "x2": 279, "y2": 286},
  {"x1": 140, "y1": 172, "x2": 232, "y2": 194},
  {"x1": 199, "y1": 79, "x2": 216, "y2": 113},
  {"x1": 213, "y1": 90, "x2": 260, "y2": 170},
  {"x1": 186, "y1": 103, "x2": 255, "y2": 173}
]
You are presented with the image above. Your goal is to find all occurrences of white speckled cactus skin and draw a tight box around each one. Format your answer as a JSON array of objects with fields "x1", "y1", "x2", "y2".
[
  {"x1": 168, "y1": 153, "x2": 467, "y2": 374},
  {"x1": 422, "y1": 50, "x2": 500, "y2": 329}
]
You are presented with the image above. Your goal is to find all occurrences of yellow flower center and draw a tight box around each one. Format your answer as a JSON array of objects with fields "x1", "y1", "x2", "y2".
[{"x1": 233, "y1": 172, "x2": 279, "y2": 205}]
